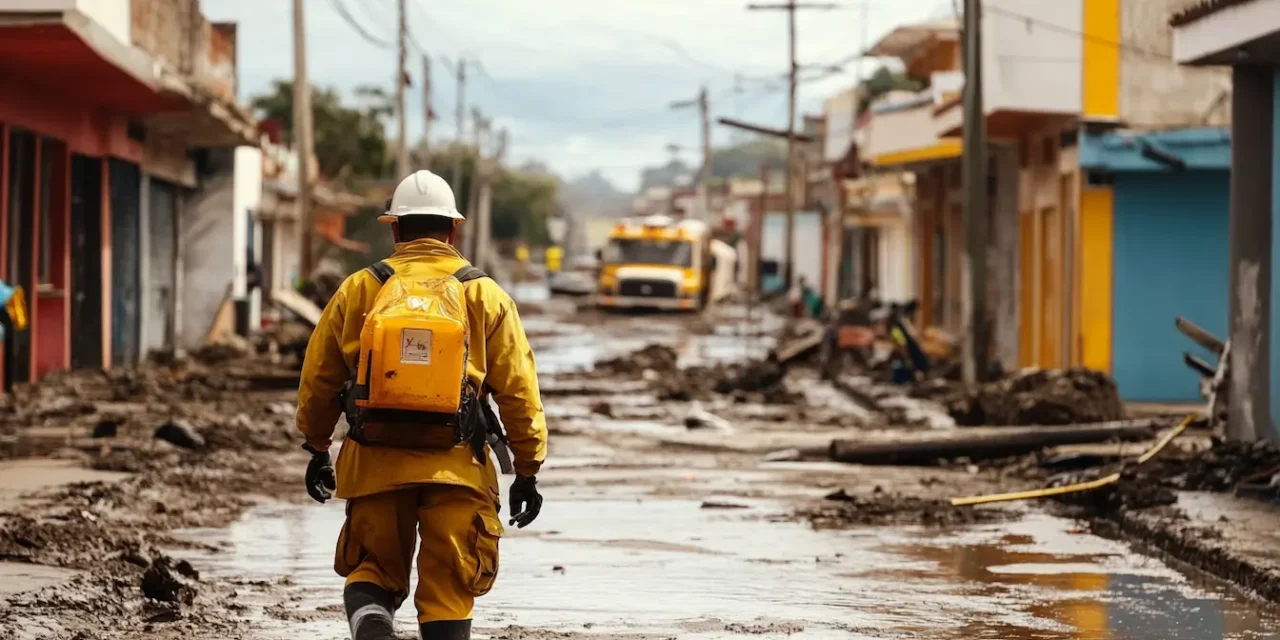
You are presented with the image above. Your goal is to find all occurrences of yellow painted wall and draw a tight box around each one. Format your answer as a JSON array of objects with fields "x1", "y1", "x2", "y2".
[
  {"x1": 1078, "y1": 186, "x2": 1114, "y2": 372},
  {"x1": 1082, "y1": 0, "x2": 1120, "y2": 119}
]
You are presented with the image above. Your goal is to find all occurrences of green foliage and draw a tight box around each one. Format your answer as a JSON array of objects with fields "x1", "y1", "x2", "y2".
[
  {"x1": 710, "y1": 138, "x2": 787, "y2": 179},
  {"x1": 250, "y1": 80, "x2": 393, "y2": 181},
  {"x1": 858, "y1": 66, "x2": 925, "y2": 115}
]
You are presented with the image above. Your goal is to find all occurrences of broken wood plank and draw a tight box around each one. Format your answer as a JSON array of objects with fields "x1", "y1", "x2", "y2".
[
  {"x1": 273, "y1": 289, "x2": 323, "y2": 327},
  {"x1": 828, "y1": 419, "x2": 1162, "y2": 465},
  {"x1": 1176, "y1": 316, "x2": 1225, "y2": 356}
]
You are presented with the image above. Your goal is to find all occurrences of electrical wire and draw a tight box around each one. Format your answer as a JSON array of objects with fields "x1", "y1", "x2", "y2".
[
  {"x1": 328, "y1": 0, "x2": 395, "y2": 50},
  {"x1": 982, "y1": 4, "x2": 1171, "y2": 61}
]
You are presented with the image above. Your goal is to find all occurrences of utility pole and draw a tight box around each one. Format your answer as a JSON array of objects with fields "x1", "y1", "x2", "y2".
[
  {"x1": 700, "y1": 87, "x2": 712, "y2": 222},
  {"x1": 450, "y1": 59, "x2": 468, "y2": 198},
  {"x1": 670, "y1": 86, "x2": 713, "y2": 221},
  {"x1": 292, "y1": 0, "x2": 316, "y2": 281},
  {"x1": 747, "y1": 1, "x2": 838, "y2": 289},
  {"x1": 395, "y1": 0, "x2": 410, "y2": 178},
  {"x1": 464, "y1": 107, "x2": 489, "y2": 260},
  {"x1": 422, "y1": 55, "x2": 432, "y2": 165},
  {"x1": 961, "y1": 0, "x2": 990, "y2": 384},
  {"x1": 475, "y1": 129, "x2": 507, "y2": 273}
]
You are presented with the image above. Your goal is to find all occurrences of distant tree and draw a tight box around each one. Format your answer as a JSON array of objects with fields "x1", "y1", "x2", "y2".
[
  {"x1": 250, "y1": 80, "x2": 393, "y2": 182},
  {"x1": 857, "y1": 66, "x2": 925, "y2": 115}
]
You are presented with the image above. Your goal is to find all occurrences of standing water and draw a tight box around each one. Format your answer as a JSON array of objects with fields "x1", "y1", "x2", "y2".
[{"x1": 176, "y1": 484, "x2": 1280, "y2": 640}]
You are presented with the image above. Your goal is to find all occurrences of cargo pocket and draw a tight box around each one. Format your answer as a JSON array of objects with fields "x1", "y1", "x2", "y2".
[
  {"x1": 334, "y1": 502, "x2": 362, "y2": 577},
  {"x1": 463, "y1": 511, "x2": 502, "y2": 596}
]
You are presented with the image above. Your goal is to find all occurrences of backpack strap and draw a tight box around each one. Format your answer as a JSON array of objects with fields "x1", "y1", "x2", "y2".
[
  {"x1": 452, "y1": 265, "x2": 489, "y2": 283},
  {"x1": 366, "y1": 260, "x2": 395, "y2": 284}
]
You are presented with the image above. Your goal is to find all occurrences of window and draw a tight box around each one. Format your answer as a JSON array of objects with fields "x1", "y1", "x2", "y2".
[{"x1": 602, "y1": 238, "x2": 694, "y2": 268}]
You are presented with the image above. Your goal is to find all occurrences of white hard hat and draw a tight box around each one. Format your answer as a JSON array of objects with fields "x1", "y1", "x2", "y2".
[{"x1": 379, "y1": 170, "x2": 463, "y2": 223}]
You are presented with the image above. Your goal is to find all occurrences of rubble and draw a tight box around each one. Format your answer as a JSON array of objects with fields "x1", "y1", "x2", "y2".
[
  {"x1": 155, "y1": 420, "x2": 206, "y2": 450},
  {"x1": 141, "y1": 556, "x2": 200, "y2": 605},
  {"x1": 920, "y1": 368, "x2": 1126, "y2": 426},
  {"x1": 594, "y1": 344, "x2": 679, "y2": 375},
  {"x1": 801, "y1": 488, "x2": 1015, "y2": 528}
]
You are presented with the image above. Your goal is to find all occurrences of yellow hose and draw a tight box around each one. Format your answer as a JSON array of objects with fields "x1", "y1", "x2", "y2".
[{"x1": 949, "y1": 413, "x2": 1197, "y2": 507}]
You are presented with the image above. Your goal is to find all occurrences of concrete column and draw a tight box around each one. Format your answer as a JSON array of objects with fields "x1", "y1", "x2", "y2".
[
  {"x1": 990, "y1": 144, "x2": 1020, "y2": 371},
  {"x1": 1228, "y1": 64, "x2": 1273, "y2": 442}
]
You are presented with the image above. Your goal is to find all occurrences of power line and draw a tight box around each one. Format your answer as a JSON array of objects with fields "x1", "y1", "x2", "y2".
[
  {"x1": 983, "y1": 5, "x2": 1170, "y2": 61},
  {"x1": 328, "y1": 0, "x2": 395, "y2": 50}
]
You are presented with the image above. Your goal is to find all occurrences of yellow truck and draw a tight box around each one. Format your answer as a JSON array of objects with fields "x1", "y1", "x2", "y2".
[{"x1": 596, "y1": 215, "x2": 733, "y2": 312}]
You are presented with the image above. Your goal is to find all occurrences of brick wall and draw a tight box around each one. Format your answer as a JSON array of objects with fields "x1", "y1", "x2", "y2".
[{"x1": 130, "y1": 0, "x2": 237, "y2": 102}]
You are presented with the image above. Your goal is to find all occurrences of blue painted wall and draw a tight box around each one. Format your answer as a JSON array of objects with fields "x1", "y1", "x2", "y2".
[{"x1": 1112, "y1": 172, "x2": 1230, "y2": 401}]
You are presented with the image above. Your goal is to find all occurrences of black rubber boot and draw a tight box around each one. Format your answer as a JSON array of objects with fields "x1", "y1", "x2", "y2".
[
  {"x1": 344, "y1": 582, "x2": 397, "y2": 640},
  {"x1": 419, "y1": 619, "x2": 471, "y2": 640}
]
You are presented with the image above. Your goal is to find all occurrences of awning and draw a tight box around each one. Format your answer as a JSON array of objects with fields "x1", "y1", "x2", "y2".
[
  {"x1": 1170, "y1": 0, "x2": 1280, "y2": 64},
  {"x1": 866, "y1": 19, "x2": 960, "y2": 59},
  {"x1": 870, "y1": 140, "x2": 961, "y2": 167},
  {"x1": 0, "y1": 13, "x2": 185, "y2": 114},
  {"x1": 934, "y1": 97, "x2": 1076, "y2": 141},
  {"x1": 0, "y1": 10, "x2": 256, "y2": 147}
]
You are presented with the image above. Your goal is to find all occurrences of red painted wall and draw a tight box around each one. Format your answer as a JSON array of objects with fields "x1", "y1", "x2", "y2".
[
  {"x1": 35, "y1": 140, "x2": 70, "y2": 379},
  {"x1": 0, "y1": 71, "x2": 142, "y2": 163}
]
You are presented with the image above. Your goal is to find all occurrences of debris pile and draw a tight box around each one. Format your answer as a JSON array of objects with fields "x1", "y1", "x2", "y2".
[
  {"x1": 1144, "y1": 439, "x2": 1280, "y2": 493},
  {"x1": 801, "y1": 488, "x2": 1014, "y2": 528},
  {"x1": 595, "y1": 344, "x2": 680, "y2": 375},
  {"x1": 921, "y1": 368, "x2": 1125, "y2": 426},
  {"x1": 593, "y1": 344, "x2": 802, "y2": 405}
]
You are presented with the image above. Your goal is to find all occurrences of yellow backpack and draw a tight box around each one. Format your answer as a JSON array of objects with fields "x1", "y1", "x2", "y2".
[{"x1": 346, "y1": 261, "x2": 488, "y2": 449}]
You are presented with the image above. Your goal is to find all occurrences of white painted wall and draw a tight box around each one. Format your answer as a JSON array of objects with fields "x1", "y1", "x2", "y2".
[
  {"x1": 76, "y1": 0, "x2": 130, "y2": 45},
  {"x1": 761, "y1": 212, "x2": 823, "y2": 288},
  {"x1": 232, "y1": 147, "x2": 263, "y2": 300},
  {"x1": 181, "y1": 150, "x2": 235, "y2": 349},
  {"x1": 863, "y1": 98, "x2": 942, "y2": 162},
  {"x1": 877, "y1": 222, "x2": 914, "y2": 304},
  {"x1": 982, "y1": 0, "x2": 1083, "y2": 116}
]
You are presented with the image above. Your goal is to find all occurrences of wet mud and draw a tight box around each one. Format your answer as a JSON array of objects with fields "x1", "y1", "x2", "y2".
[{"x1": 3, "y1": 297, "x2": 1280, "y2": 639}]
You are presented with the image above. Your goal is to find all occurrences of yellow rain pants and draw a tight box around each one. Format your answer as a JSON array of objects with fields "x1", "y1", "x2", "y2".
[{"x1": 335, "y1": 483, "x2": 502, "y2": 623}]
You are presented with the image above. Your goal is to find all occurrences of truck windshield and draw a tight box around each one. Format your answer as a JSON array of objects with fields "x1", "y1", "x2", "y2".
[{"x1": 604, "y1": 239, "x2": 693, "y2": 267}]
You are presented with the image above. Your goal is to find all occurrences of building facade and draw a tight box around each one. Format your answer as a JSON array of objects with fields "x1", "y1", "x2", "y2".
[
  {"x1": 0, "y1": 0, "x2": 256, "y2": 384},
  {"x1": 1171, "y1": 0, "x2": 1280, "y2": 440},
  {"x1": 858, "y1": 1, "x2": 1228, "y2": 398}
]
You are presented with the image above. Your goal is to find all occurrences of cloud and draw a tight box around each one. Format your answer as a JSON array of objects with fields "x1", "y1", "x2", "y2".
[{"x1": 206, "y1": 0, "x2": 947, "y2": 191}]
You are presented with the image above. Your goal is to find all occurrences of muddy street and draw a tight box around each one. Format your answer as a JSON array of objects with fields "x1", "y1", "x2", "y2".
[{"x1": 3, "y1": 298, "x2": 1280, "y2": 639}]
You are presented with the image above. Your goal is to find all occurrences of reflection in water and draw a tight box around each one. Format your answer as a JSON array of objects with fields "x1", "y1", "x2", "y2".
[
  {"x1": 176, "y1": 497, "x2": 1280, "y2": 639},
  {"x1": 877, "y1": 516, "x2": 1280, "y2": 640}
]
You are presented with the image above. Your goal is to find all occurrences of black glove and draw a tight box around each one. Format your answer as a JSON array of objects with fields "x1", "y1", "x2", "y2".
[
  {"x1": 303, "y1": 444, "x2": 337, "y2": 504},
  {"x1": 508, "y1": 475, "x2": 542, "y2": 529}
]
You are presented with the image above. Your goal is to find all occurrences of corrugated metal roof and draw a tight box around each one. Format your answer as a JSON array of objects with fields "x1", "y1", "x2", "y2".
[
  {"x1": 865, "y1": 18, "x2": 959, "y2": 59},
  {"x1": 1170, "y1": 0, "x2": 1259, "y2": 27}
]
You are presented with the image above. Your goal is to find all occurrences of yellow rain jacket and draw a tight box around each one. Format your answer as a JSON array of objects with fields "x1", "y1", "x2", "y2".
[{"x1": 296, "y1": 238, "x2": 547, "y2": 502}]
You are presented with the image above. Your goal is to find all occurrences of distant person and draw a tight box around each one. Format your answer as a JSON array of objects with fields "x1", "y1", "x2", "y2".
[
  {"x1": 0, "y1": 278, "x2": 15, "y2": 392},
  {"x1": 296, "y1": 170, "x2": 547, "y2": 640}
]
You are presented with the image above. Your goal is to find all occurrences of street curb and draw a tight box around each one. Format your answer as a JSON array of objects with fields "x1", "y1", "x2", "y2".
[{"x1": 1085, "y1": 507, "x2": 1280, "y2": 602}]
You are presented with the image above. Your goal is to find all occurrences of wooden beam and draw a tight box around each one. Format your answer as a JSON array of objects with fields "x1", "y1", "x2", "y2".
[{"x1": 716, "y1": 117, "x2": 814, "y2": 142}]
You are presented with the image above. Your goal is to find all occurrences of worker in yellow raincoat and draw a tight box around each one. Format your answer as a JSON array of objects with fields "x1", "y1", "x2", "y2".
[{"x1": 296, "y1": 170, "x2": 547, "y2": 640}]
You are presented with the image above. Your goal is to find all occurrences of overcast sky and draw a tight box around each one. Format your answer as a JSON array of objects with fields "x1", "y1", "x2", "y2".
[{"x1": 206, "y1": 0, "x2": 950, "y2": 191}]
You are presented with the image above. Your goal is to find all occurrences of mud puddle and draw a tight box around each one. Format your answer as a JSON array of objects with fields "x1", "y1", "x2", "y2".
[{"x1": 173, "y1": 483, "x2": 1280, "y2": 639}]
